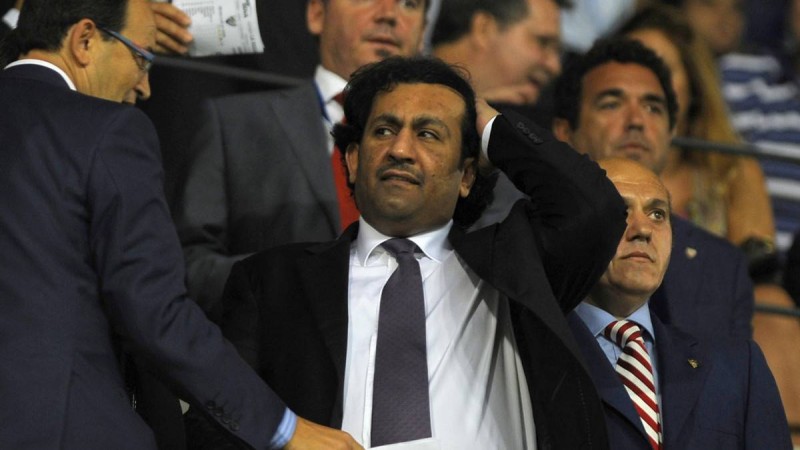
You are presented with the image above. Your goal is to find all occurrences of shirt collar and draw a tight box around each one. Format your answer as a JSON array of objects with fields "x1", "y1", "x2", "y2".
[
  {"x1": 355, "y1": 217, "x2": 454, "y2": 266},
  {"x1": 574, "y1": 301, "x2": 656, "y2": 344},
  {"x1": 4, "y1": 59, "x2": 77, "y2": 91},
  {"x1": 314, "y1": 65, "x2": 348, "y2": 104}
]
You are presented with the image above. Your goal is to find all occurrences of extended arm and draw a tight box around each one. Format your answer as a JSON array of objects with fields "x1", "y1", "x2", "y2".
[
  {"x1": 483, "y1": 107, "x2": 627, "y2": 310},
  {"x1": 90, "y1": 108, "x2": 285, "y2": 448}
]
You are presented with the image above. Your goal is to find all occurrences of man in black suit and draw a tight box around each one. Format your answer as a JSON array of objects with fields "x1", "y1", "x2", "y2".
[
  {"x1": 201, "y1": 56, "x2": 627, "y2": 449},
  {"x1": 0, "y1": 0, "x2": 361, "y2": 448},
  {"x1": 552, "y1": 38, "x2": 755, "y2": 342}
]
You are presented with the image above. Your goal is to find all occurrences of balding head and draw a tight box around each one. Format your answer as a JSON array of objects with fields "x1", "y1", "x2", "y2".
[{"x1": 589, "y1": 158, "x2": 672, "y2": 318}]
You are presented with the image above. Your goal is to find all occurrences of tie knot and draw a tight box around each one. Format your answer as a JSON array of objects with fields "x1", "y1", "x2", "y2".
[
  {"x1": 382, "y1": 238, "x2": 417, "y2": 258},
  {"x1": 604, "y1": 320, "x2": 644, "y2": 348}
]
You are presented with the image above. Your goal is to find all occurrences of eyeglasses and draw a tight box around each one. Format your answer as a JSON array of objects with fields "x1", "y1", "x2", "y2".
[{"x1": 98, "y1": 26, "x2": 155, "y2": 72}]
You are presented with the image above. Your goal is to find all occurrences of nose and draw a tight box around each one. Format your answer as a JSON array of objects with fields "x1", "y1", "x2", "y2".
[
  {"x1": 134, "y1": 72, "x2": 151, "y2": 101},
  {"x1": 624, "y1": 102, "x2": 645, "y2": 130},
  {"x1": 387, "y1": 128, "x2": 417, "y2": 163},
  {"x1": 543, "y1": 48, "x2": 561, "y2": 80},
  {"x1": 374, "y1": 0, "x2": 398, "y2": 25},
  {"x1": 624, "y1": 209, "x2": 652, "y2": 242}
]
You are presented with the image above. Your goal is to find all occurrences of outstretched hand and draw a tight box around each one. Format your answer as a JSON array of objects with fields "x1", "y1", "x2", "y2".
[
  {"x1": 283, "y1": 417, "x2": 364, "y2": 450},
  {"x1": 150, "y1": 2, "x2": 193, "y2": 55}
]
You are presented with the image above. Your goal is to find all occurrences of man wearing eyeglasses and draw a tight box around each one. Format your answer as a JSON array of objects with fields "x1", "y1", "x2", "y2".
[{"x1": 0, "y1": 0, "x2": 362, "y2": 449}]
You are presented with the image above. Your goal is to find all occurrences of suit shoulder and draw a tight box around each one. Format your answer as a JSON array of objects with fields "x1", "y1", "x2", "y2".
[
  {"x1": 236, "y1": 240, "x2": 329, "y2": 272},
  {"x1": 209, "y1": 81, "x2": 317, "y2": 110},
  {"x1": 670, "y1": 215, "x2": 746, "y2": 259}
]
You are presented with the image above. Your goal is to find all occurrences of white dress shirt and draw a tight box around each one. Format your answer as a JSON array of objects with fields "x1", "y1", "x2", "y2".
[{"x1": 342, "y1": 218, "x2": 536, "y2": 449}]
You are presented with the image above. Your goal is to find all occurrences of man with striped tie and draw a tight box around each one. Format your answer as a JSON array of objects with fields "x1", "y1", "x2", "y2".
[{"x1": 567, "y1": 157, "x2": 791, "y2": 450}]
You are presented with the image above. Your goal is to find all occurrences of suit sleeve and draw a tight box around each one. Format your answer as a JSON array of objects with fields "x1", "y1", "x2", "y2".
[
  {"x1": 486, "y1": 109, "x2": 627, "y2": 310},
  {"x1": 88, "y1": 107, "x2": 285, "y2": 449},
  {"x1": 744, "y1": 341, "x2": 792, "y2": 449},
  {"x1": 173, "y1": 99, "x2": 249, "y2": 322}
]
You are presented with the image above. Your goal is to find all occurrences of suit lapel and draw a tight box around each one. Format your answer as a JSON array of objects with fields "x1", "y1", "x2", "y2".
[
  {"x1": 653, "y1": 314, "x2": 710, "y2": 449},
  {"x1": 301, "y1": 224, "x2": 358, "y2": 423},
  {"x1": 567, "y1": 314, "x2": 649, "y2": 442},
  {"x1": 271, "y1": 83, "x2": 340, "y2": 233}
]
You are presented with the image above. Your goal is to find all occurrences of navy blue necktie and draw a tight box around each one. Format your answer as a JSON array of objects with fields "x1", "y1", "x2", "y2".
[{"x1": 371, "y1": 238, "x2": 432, "y2": 446}]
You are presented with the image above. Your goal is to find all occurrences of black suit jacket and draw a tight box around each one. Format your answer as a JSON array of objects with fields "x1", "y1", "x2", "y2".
[
  {"x1": 199, "y1": 110, "x2": 628, "y2": 449},
  {"x1": 568, "y1": 310, "x2": 791, "y2": 449},
  {"x1": 0, "y1": 64, "x2": 287, "y2": 449}
]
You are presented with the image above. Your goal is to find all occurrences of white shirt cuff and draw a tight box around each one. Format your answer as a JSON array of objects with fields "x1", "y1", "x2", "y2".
[
  {"x1": 3, "y1": 8, "x2": 19, "y2": 30},
  {"x1": 480, "y1": 115, "x2": 499, "y2": 160}
]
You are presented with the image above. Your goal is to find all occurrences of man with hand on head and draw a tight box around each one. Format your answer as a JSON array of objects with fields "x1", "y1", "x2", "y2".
[
  {"x1": 0, "y1": 0, "x2": 361, "y2": 448},
  {"x1": 567, "y1": 158, "x2": 790, "y2": 449},
  {"x1": 196, "y1": 56, "x2": 627, "y2": 449}
]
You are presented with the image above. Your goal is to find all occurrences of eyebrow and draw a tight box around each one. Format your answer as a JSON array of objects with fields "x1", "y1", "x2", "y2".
[
  {"x1": 646, "y1": 198, "x2": 670, "y2": 213},
  {"x1": 593, "y1": 88, "x2": 667, "y2": 107}
]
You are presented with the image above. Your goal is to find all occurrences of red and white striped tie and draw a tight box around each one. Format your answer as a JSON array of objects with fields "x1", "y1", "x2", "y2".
[{"x1": 604, "y1": 320, "x2": 662, "y2": 450}]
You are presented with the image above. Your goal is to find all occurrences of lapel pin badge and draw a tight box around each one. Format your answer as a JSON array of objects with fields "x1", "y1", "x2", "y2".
[
  {"x1": 685, "y1": 247, "x2": 697, "y2": 259},
  {"x1": 688, "y1": 358, "x2": 699, "y2": 369}
]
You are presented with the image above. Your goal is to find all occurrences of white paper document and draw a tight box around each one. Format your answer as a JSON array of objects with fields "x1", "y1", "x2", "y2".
[
  {"x1": 372, "y1": 438, "x2": 441, "y2": 450},
  {"x1": 171, "y1": 0, "x2": 264, "y2": 57}
]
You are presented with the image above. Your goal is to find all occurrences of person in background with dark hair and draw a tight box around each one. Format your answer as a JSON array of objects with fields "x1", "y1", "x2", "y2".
[
  {"x1": 569, "y1": 157, "x2": 790, "y2": 450},
  {"x1": 189, "y1": 55, "x2": 626, "y2": 449},
  {"x1": 0, "y1": 0, "x2": 362, "y2": 448},
  {"x1": 0, "y1": 0, "x2": 194, "y2": 55},
  {"x1": 431, "y1": 0, "x2": 565, "y2": 106},
  {"x1": 552, "y1": 38, "x2": 756, "y2": 344}
]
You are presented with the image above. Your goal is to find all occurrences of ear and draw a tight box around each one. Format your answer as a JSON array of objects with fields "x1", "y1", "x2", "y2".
[
  {"x1": 344, "y1": 142, "x2": 359, "y2": 184},
  {"x1": 307, "y1": 0, "x2": 325, "y2": 36},
  {"x1": 459, "y1": 157, "x2": 477, "y2": 198},
  {"x1": 68, "y1": 19, "x2": 100, "y2": 67},
  {"x1": 552, "y1": 117, "x2": 575, "y2": 145},
  {"x1": 470, "y1": 11, "x2": 498, "y2": 51}
]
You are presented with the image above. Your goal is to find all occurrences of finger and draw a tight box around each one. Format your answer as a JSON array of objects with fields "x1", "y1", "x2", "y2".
[
  {"x1": 150, "y1": 2, "x2": 192, "y2": 27},
  {"x1": 154, "y1": 13, "x2": 193, "y2": 43},
  {"x1": 154, "y1": 29, "x2": 190, "y2": 55}
]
